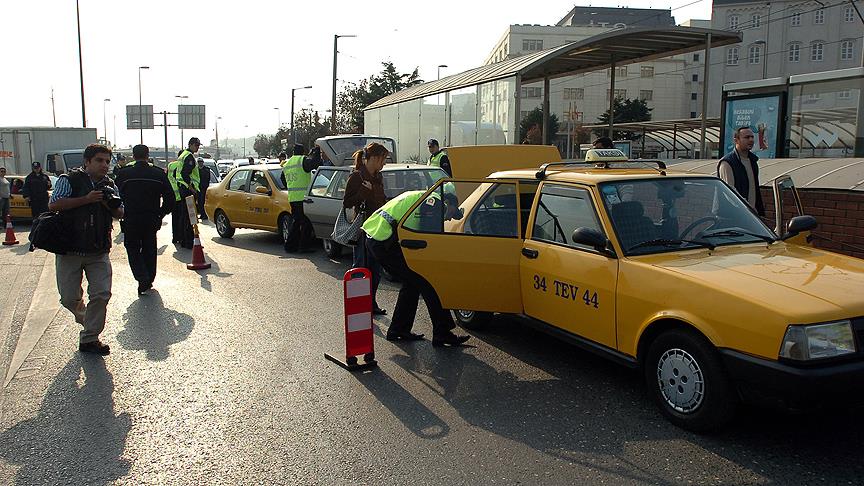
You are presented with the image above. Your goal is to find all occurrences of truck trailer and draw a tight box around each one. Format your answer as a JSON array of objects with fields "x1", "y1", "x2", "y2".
[{"x1": 0, "y1": 127, "x2": 97, "y2": 175}]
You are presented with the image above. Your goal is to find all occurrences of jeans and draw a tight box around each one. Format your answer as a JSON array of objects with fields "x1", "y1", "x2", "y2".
[{"x1": 352, "y1": 235, "x2": 381, "y2": 308}]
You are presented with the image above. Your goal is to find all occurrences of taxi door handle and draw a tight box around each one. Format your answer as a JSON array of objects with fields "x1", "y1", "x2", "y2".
[
  {"x1": 401, "y1": 239, "x2": 427, "y2": 250},
  {"x1": 521, "y1": 248, "x2": 539, "y2": 259},
  {"x1": 303, "y1": 198, "x2": 313, "y2": 203}
]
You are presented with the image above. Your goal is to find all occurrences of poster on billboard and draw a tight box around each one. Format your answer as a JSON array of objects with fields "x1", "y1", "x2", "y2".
[{"x1": 722, "y1": 94, "x2": 782, "y2": 158}]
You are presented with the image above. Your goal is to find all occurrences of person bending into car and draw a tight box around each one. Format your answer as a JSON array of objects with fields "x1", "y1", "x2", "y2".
[
  {"x1": 343, "y1": 142, "x2": 389, "y2": 315},
  {"x1": 49, "y1": 144, "x2": 124, "y2": 355}
]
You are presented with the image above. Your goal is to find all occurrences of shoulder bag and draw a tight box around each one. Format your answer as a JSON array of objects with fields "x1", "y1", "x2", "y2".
[{"x1": 331, "y1": 202, "x2": 366, "y2": 247}]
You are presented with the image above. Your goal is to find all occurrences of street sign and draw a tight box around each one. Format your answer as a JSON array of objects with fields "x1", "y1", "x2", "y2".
[
  {"x1": 126, "y1": 105, "x2": 154, "y2": 129},
  {"x1": 178, "y1": 105, "x2": 206, "y2": 129}
]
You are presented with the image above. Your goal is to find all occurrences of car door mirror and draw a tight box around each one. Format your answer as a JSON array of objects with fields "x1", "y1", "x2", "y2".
[
  {"x1": 572, "y1": 227, "x2": 616, "y2": 257},
  {"x1": 783, "y1": 215, "x2": 817, "y2": 240},
  {"x1": 255, "y1": 186, "x2": 270, "y2": 195}
]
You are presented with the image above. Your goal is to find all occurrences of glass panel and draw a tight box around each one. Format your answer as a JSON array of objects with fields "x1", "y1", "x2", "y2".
[
  {"x1": 405, "y1": 181, "x2": 519, "y2": 237},
  {"x1": 787, "y1": 77, "x2": 863, "y2": 158},
  {"x1": 533, "y1": 185, "x2": 603, "y2": 249},
  {"x1": 249, "y1": 171, "x2": 270, "y2": 193},
  {"x1": 325, "y1": 170, "x2": 349, "y2": 199},
  {"x1": 267, "y1": 169, "x2": 286, "y2": 190},
  {"x1": 227, "y1": 170, "x2": 250, "y2": 191},
  {"x1": 478, "y1": 78, "x2": 515, "y2": 145},
  {"x1": 449, "y1": 86, "x2": 477, "y2": 146},
  {"x1": 381, "y1": 168, "x2": 448, "y2": 199},
  {"x1": 379, "y1": 105, "x2": 399, "y2": 156},
  {"x1": 308, "y1": 169, "x2": 333, "y2": 196},
  {"x1": 420, "y1": 94, "x2": 447, "y2": 154},
  {"x1": 398, "y1": 99, "x2": 422, "y2": 163},
  {"x1": 518, "y1": 81, "x2": 543, "y2": 145}
]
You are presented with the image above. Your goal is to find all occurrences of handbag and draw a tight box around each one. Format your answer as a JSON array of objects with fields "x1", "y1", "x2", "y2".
[
  {"x1": 28, "y1": 211, "x2": 69, "y2": 254},
  {"x1": 331, "y1": 202, "x2": 366, "y2": 246}
]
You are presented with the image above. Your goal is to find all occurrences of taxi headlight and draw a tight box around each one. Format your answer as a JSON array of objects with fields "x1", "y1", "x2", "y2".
[{"x1": 779, "y1": 320, "x2": 856, "y2": 361}]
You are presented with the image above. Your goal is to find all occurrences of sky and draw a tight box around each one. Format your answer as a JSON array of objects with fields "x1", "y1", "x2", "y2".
[{"x1": 0, "y1": 0, "x2": 713, "y2": 150}]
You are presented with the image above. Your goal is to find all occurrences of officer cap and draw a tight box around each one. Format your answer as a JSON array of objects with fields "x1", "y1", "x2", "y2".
[
  {"x1": 427, "y1": 139, "x2": 439, "y2": 147},
  {"x1": 188, "y1": 137, "x2": 202, "y2": 146}
]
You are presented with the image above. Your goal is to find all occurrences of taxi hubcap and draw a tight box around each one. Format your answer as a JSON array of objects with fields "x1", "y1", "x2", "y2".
[
  {"x1": 216, "y1": 214, "x2": 228, "y2": 232},
  {"x1": 457, "y1": 310, "x2": 474, "y2": 320},
  {"x1": 657, "y1": 348, "x2": 704, "y2": 413},
  {"x1": 281, "y1": 219, "x2": 290, "y2": 240}
]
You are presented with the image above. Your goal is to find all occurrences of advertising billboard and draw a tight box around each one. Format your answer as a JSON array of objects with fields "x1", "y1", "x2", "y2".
[{"x1": 722, "y1": 94, "x2": 782, "y2": 158}]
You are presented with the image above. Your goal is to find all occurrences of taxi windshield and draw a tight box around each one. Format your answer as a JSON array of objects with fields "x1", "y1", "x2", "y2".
[{"x1": 599, "y1": 178, "x2": 776, "y2": 256}]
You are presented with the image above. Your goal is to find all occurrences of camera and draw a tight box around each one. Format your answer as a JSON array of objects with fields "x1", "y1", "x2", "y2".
[{"x1": 100, "y1": 186, "x2": 123, "y2": 209}]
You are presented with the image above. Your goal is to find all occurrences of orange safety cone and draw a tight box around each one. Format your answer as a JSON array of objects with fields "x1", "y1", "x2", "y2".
[
  {"x1": 186, "y1": 224, "x2": 211, "y2": 270},
  {"x1": 324, "y1": 267, "x2": 377, "y2": 371},
  {"x1": 2, "y1": 214, "x2": 19, "y2": 246}
]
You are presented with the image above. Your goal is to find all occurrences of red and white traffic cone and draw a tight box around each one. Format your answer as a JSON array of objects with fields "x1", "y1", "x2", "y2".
[
  {"x1": 186, "y1": 225, "x2": 211, "y2": 270},
  {"x1": 2, "y1": 214, "x2": 18, "y2": 246},
  {"x1": 324, "y1": 267, "x2": 377, "y2": 371}
]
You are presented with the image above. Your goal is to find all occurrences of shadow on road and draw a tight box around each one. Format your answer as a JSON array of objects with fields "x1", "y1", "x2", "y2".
[
  {"x1": 116, "y1": 290, "x2": 194, "y2": 360},
  {"x1": 0, "y1": 355, "x2": 131, "y2": 485}
]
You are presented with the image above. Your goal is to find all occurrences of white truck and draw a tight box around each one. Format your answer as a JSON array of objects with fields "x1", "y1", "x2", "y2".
[{"x1": 0, "y1": 127, "x2": 97, "y2": 175}]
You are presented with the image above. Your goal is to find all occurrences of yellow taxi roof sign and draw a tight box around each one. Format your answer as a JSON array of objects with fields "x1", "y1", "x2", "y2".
[{"x1": 584, "y1": 148, "x2": 628, "y2": 162}]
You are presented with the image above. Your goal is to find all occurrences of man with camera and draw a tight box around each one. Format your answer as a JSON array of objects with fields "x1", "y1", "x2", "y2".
[
  {"x1": 115, "y1": 144, "x2": 175, "y2": 295},
  {"x1": 48, "y1": 144, "x2": 124, "y2": 355}
]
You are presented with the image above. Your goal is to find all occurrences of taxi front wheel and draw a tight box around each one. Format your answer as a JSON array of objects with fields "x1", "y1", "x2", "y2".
[
  {"x1": 454, "y1": 310, "x2": 491, "y2": 330},
  {"x1": 644, "y1": 328, "x2": 737, "y2": 433},
  {"x1": 215, "y1": 210, "x2": 235, "y2": 238}
]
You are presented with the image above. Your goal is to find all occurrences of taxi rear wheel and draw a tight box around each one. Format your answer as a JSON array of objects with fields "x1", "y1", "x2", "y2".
[
  {"x1": 454, "y1": 310, "x2": 491, "y2": 330},
  {"x1": 215, "y1": 210, "x2": 235, "y2": 238},
  {"x1": 644, "y1": 328, "x2": 736, "y2": 433}
]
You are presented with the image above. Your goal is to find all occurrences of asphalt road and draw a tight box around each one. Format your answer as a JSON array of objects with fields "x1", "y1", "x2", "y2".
[{"x1": 0, "y1": 217, "x2": 862, "y2": 485}]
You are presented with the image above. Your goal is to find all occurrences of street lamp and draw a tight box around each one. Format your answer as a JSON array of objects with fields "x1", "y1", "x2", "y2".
[
  {"x1": 215, "y1": 116, "x2": 222, "y2": 159},
  {"x1": 331, "y1": 34, "x2": 357, "y2": 133},
  {"x1": 291, "y1": 85, "x2": 312, "y2": 144},
  {"x1": 437, "y1": 64, "x2": 448, "y2": 80},
  {"x1": 243, "y1": 124, "x2": 248, "y2": 157},
  {"x1": 176, "y1": 95, "x2": 188, "y2": 146},
  {"x1": 76, "y1": 0, "x2": 86, "y2": 127},
  {"x1": 138, "y1": 66, "x2": 149, "y2": 143},
  {"x1": 753, "y1": 40, "x2": 768, "y2": 79},
  {"x1": 274, "y1": 107, "x2": 281, "y2": 129},
  {"x1": 102, "y1": 98, "x2": 110, "y2": 144}
]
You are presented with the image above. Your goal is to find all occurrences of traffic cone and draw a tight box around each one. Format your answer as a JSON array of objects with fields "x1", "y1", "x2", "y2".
[
  {"x1": 2, "y1": 214, "x2": 18, "y2": 246},
  {"x1": 186, "y1": 225, "x2": 211, "y2": 270}
]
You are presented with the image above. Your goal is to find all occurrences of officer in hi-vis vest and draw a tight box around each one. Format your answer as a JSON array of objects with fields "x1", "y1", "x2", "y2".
[
  {"x1": 426, "y1": 139, "x2": 452, "y2": 176},
  {"x1": 280, "y1": 143, "x2": 322, "y2": 253},
  {"x1": 166, "y1": 151, "x2": 183, "y2": 244},
  {"x1": 175, "y1": 137, "x2": 202, "y2": 249},
  {"x1": 361, "y1": 188, "x2": 470, "y2": 347}
]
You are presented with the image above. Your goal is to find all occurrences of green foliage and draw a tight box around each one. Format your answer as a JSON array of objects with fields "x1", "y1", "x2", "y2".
[
  {"x1": 337, "y1": 62, "x2": 423, "y2": 133},
  {"x1": 594, "y1": 98, "x2": 652, "y2": 140},
  {"x1": 519, "y1": 107, "x2": 560, "y2": 144}
]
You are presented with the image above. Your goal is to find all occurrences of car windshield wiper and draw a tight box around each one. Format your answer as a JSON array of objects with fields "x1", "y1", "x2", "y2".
[
  {"x1": 627, "y1": 238, "x2": 716, "y2": 253},
  {"x1": 700, "y1": 228, "x2": 776, "y2": 244}
]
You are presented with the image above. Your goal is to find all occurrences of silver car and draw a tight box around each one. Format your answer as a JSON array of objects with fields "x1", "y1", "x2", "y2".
[
  {"x1": 304, "y1": 164, "x2": 448, "y2": 257},
  {"x1": 314, "y1": 134, "x2": 397, "y2": 166}
]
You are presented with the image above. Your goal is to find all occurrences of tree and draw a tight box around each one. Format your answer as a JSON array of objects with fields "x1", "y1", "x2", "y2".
[
  {"x1": 518, "y1": 107, "x2": 560, "y2": 144},
  {"x1": 291, "y1": 109, "x2": 331, "y2": 150},
  {"x1": 594, "y1": 97, "x2": 652, "y2": 140},
  {"x1": 336, "y1": 62, "x2": 423, "y2": 133}
]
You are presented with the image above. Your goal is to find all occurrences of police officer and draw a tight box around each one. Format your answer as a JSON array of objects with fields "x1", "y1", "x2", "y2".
[
  {"x1": 281, "y1": 143, "x2": 322, "y2": 253},
  {"x1": 196, "y1": 158, "x2": 211, "y2": 220},
  {"x1": 176, "y1": 138, "x2": 203, "y2": 249},
  {"x1": 115, "y1": 145, "x2": 175, "y2": 295},
  {"x1": 362, "y1": 189, "x2": 470, "y2": 347},
  {"x1": 166, "y1": 151, "x2": 183, "y2": 244},
  {"x1": 22, "y1": 161, "x2": 52, "y2": 219},
  {"x1": 426, "y1": 139, "x2": 452, "y2": 176}
]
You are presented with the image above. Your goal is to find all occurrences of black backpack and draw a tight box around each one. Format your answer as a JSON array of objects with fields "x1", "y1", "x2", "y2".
[{"x1": 28, "y1": 211, "x2": 69, "y2": 254}]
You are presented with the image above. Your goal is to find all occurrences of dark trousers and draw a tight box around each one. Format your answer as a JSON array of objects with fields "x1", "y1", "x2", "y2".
[
  {"x1": 353, "y1": 235, "x2": 381, "y2": 308},
  {"x1": 197, "y1": 186, "x2": 209, "y2": 219},
  {"x1": 285, "y1": 202, "x2": 313, "y2": 252},
  {"x1": 123, "y1": 219, "x2": 158, "y2": 285},
  {"x1": 177, "y1": 190, "x2": 194, "y2": 248},
  {"x1": 171, "y1": 199, "x2": 182, "y2": 243},
  {"x1": 366, "y1": 237, "x2": 455, "y2": 337},
  {"x1": 30, "y1": 198, "x2": 48, "y2": 220}
]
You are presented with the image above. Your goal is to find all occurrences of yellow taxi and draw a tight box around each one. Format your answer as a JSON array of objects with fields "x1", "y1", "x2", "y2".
[
  {"x1": 395, "y1": 148, "x2": 864, "y2": 432},
  {"x1": 203, "y1": 165, "x2": 294, "y2": 242},
  {"x1": 7, "y1": 175, "x2": 56, "y2": 220}
]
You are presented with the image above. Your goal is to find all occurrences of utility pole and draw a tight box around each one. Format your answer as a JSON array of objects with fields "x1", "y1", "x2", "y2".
[
  {"x1": 75, "y1": 0, "x2": 86, "y2": 127},
  {"x1": 50, "y1": 88, "x2": 57, "y2": 127}
]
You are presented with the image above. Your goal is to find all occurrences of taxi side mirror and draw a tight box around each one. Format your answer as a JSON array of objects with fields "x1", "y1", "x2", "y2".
[
  {"x1": 782, "y1": 215, "x2": 817, "y2": 240},
  {"x1": 572, "y1": 227, "x2": 616, "y2": 257},
  {"x1": 255, "y1": 186, "x2": 271, "y2": 195}
]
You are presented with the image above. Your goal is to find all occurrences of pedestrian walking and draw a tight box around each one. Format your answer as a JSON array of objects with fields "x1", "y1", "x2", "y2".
[
  {"x1": 176, "y1": 138, "x2": 203, "y2": 249},
  {"x1": 196, "y1": 158, "x2": 211, "y2": 220},
  {"x1": 426, "y1": 139, "x2": 452, "y2": 176},
  {"x1": 112, "y1": 154, "x2": 128, "y2": 178},
  {"x1": 0, "y1": 167, "x2": 10, "y2": 223},
  {"x1": 22, "y1": 161, "x2": 52, "y2": 219},
  {"x1": 281, "y1": 143, "x2": 322, "y2": 253},
  {"x1": 718, "y1": 126, "x2": 764, "y2": 216},
  {"x1": 48, "y1": 144, "x2": 124, "y2": 355},
  {"x1": 166, "y1": 151, "x2": 183, "y2": 244},
  {"x1": 115, "y1": 144, "x2": 175, "y2": 295},
  {"x1": 343, "y1": 142, "x2": 388, "y2": 315},
  {"x1": 362, "y1": 189, "x2": 470, "y2": 347}
]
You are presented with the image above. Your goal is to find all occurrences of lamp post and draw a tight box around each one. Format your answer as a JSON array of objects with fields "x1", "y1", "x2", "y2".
[
  {"x1": 274, "y1": 107, "x2": 281, "y2": 130},
  {"x1": 175, "y1": 95, "x2": 188, "y2": 147},
  {"x1": 754, "y1": 40, "x2": 768, "y2": 79},
  {"x1": 331, "y1": 34, "x2": 357, "y2": 133},
  {"x1": 102, "y1": 98, "x2": 110, "y2": 144},
  {"x1": 291, "y1": 85, "x2": 312, "y2": 144},
  {"x1": 243, "y1": 124, "x2": 248, "y2": 157},
  {"x1": 76, "y1": 0, "x2": 86, "y2": 127},
  {"x1": 437, "y1": 64, "x2": 448, "y2": 80},
  {"x1": 138, "y1": 66, "x2": 149, "y2": 143},
  {"x1": 215, "y1": 116, "x2": 221, "y2": 159}
]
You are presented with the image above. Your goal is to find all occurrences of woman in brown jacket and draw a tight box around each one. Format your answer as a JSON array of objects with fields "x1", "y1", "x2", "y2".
[{"x1": 343, "y1": 142, "x2": 389, "y2": 315}]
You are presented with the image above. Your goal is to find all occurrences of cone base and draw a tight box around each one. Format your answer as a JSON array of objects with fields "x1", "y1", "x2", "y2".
[
  {"x1": 324, "y1": 352, "x2": 377, "y2": 372},
  {"x1": 186, "y1": 262, "x2": 211, "y2": 270},
  {"x1": 2, "y1": 241, "x2": 18, "y2": 245}
]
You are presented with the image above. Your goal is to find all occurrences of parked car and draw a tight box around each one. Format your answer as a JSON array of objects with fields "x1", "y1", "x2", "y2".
[
  {"x1": 216, "y1": 160, "x2": 235, "y2": 178},
  {"x1": 204, "y1": 165, "x2": 293, "y2": 241},
  {"x1": 305, "y1": 164, "x2": 448, "y2": 257}
]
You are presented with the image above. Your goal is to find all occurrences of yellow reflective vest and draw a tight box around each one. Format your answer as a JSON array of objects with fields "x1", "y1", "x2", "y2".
[
  {"x1": 362, "y1": 190, "x2": 441, "y2": 241},
  {"x1": 282, "y1": 155, "x2": 310, "y2": 203}
]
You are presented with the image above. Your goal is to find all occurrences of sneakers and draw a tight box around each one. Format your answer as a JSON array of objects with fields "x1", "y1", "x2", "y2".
[
  {"x1": 79, "y1": 340, "x2": 110, "y2": 355},
  {"x1": 432, "y1": 333, "x2": 471, "y2": 347}
]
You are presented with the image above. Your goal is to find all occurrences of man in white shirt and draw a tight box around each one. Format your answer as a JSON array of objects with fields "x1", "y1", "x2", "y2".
[{"x1": 717, "y1": 126, "x2": 764, "y2": 216}]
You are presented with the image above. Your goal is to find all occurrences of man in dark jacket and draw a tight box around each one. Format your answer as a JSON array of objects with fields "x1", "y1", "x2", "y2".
[
  {"x1": 23, "y1": 161, "x2": 52, "y2": 219},
  {"x1": 196, "y1": 158, "x2": 211, "y2": 220},
  {"x1": 718, "y1": 126, "x2": 764, "y2": 216},
  {"x1": 49, "y1": 144, "x2": 123, "y2": 355},
  {"x1": 116, "y1": 144, "x2": 175, "y2": 295}
]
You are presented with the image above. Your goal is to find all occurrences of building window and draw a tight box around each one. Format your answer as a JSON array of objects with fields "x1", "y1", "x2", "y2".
[
  {"x1": 838, "y1": 90, "x2": 852, "y2": 100},
  {"x1": 841, "y1": 40, "x2": 855, "y2": 61},
  {"x1": 814, "y1": 8, "x2": 824, "y2": 24},
  {"x1": 522, "y1": 39, "x2": 543, "y2": 51},
  {"x1": 691, "y1": 93, "x2": 698, "y2": 101},
  {"x1": 729, "y1": 14, "x2": 739, "y2": 30},
  {"x1": 804, "y1": 93, "x2": 822, "y2": 103},
  {"x1": 640, "y1": 65, "x2": 654, "y2": 78},
  {"x1": 811, "y1": 41, "x2": 824, "y2": 62},
  {"x1": 748, "y1": 44, "x2": 762, "y2": 64},
  {"x1": 690, "y1": 112, "x2": 698, "y2": 118},
  {"x1": 789, "y1": 43, "x2": 801, "y2": 62},
  {"x1": 693, "y1": 53, "x2": 700, "y2": 62},
  {"x1": 692, "y1": 74, "x2": 699, "y2": 82},
  {"x1": 639, "y1": 90, "x2": 653, "y2": 101},
  {"x1": 726, "y1": 47, "x2": 739, "y2": 65},
  {"x1": 521, "y1": 87, "x2": 542, "y2": 98},
  {"x1": 606, "y1": 89, "x2": 627, "y2": 100},
  {"x1": 846, "y1": 6, "x2": 856, "y2": 22},
  {"x1": 520, "y1": 110, "x2": 531, "y2": 120},
  {"x1": 563, "y1": 88, "x2": 584, "y2": 100},
  {"x1": 791, "y1": 12, "x2": 801, "y2": 27},
  {"x1": 751, "y1": 14, "x2": 761, "y2": 28},
  {"x1": 608, "y1": 66, "x2": 627, "y2": 77}
]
